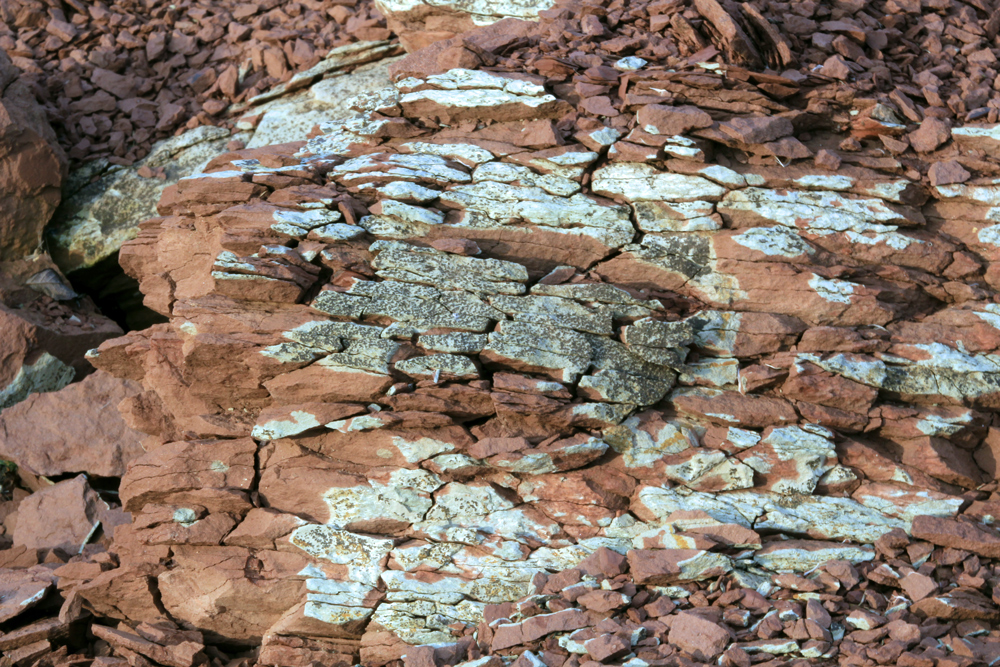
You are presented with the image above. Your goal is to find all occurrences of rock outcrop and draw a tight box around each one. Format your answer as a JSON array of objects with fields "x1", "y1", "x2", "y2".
[
  {"x1": 67, "y1": 5, "x2": 1000, "y2": 662},
  {"x1": 47, "y1": 42, "x2": 403, "y2": 275},
  {"x1": 8, "y1": 1, "x2": 1000, "y2": 667}
]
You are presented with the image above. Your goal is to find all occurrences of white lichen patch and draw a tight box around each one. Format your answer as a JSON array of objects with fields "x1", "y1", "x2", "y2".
[
  {"x1": 438, "y1": 181, "x2": 635, "y2": 249},
  {"x1": 473, "y1": 162, "x2": 580, "y2": 197},
  {"x1": 398, "y1": 141, "x2": 498, "y2": 165},
  {"x1": 603, "y1": 414, "x2": 700, "y2": 468},
  {"x1": 391, "y1": 436, "x2": 456, "y2": 463},
  {"x1": 808, "y1": 274, "x2": 857, "y2": 304},
  {"x1": 290, "y1": 524, "x2": 394, "y2": 586},
  {"x1": 793, "y1": 175, "x2": 854, "y2": 191},
  {"x1": 753, "y1": 545, "x2": 874, "y2": 573},
  {"x1": 591, "y1": 163, "x2": 727, "y2": 202},
  {"x1": 685, "y1": 311, "x2": 741, "y2": 356},
  {"x1": 0, "y1": 352, "x2": 75, "y2": 410},
  {"x1": 252, "y1": 409, "x2": 324, "y2": 440},
  {"x1": 797, "y1": 352, "x2": 888, "y2": 387},
  {"x1": 720, "y1": 188, "x2": 917, "y2": 249},
  {"x1": 323, "y1": 481, "x2": 434, "y2": 530},
  {"x1": 732, "y1": 226, "x2": 813, "y2": 258}
]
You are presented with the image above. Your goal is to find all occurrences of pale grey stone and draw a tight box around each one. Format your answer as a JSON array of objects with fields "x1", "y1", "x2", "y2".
[
  {"x1": 319, "y1": 338, "x2": 401, "y2": 375},
  {"x1": 753, "y1": 544, "x2": 874, "y2": 573},
  {"x1": 395, "y1": 354, "x2": 479, "y2": 380},
  {"x1": 244, "y1": 41, "x2": 402, "y2": 107},
  {"x1": 247, "y1": 57, "x2": 400, "y2": 148},
  {"x1": 621, "y1": 318, "x2": 695, "y2": 348},
  {"x1": 604, "y1": 415, "x2": 700, "y2": 470},
  {"x1": 678, "y1": 358, "x2": 739, "y2": 387},
  {"x1": 331, "y1": 152, "x2": 471, "y2": 187},
  {"x1": 283, "y1": 320, "x2": 382, "y2": 352},
  {"x1": 719, "y1": 188, "x2": 919, "y2": 250},
  {"x1": 372, "y1": 181, "x2": 442, "y2": 203},
  {"x1": 312, "y1": 278, "x2": 504, "y2": 333},
  {"x1": 0, "y1": 352, "x2": 75, "y2": 410},
  {"x1": 483, "y1": 321, "x2": 592, "y2": 383},
  {"x1": 310, "y1": 223, "x2": 366, "y2": 241},
  {"x1": 371, "y1": 241, "x2": 527, "y2": 296},
  {"x1": 49, "y1": 125, "x2": 233, "y2": 271},
  {"x1": 438, "y1": 181, "x2": 635, "y2": 249},
  {"x1": 473, "y1": 162, "x2": 580, "y2": 197},
  {"x1": 591, "y1": 163, "x2": 727, "y2": 202},
  {"x1": 419, "y1": 332, "x2": 488, "y2": 354},
  {"x1": 490, "y1": 294, "x2": 612, "y2": 334},
  {"x1": 398, "y1": 141, "x2": 498, "y2": 166}
]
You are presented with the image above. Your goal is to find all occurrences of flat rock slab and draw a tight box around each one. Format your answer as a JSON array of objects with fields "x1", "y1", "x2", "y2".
[{"x1": 0, "y1": 370, "x2": 144, "y2": 477}]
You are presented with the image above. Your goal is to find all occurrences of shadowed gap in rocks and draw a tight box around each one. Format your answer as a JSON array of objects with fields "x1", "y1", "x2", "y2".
[{"x1": 65, "y1": 252, "x2": 167, "y2": 332}]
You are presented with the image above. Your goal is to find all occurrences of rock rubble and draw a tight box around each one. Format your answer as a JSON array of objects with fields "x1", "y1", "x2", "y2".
[{"x1": 0, "y1": 0, "x2": 390, "y2": 167}]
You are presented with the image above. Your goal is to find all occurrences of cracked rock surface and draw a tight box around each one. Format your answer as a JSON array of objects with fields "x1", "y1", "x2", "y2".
[{"x1": 12, "y1": 1, "x2": 1000, "y2": 667}]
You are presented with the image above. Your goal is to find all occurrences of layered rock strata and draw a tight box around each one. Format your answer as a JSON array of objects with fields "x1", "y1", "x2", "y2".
[
  {"x1": 65, "y1": 37, "x2": 1000, "y2": 666},
  {"x1": 7, "y1": 0, "x2": 1000, "y2": 666}
]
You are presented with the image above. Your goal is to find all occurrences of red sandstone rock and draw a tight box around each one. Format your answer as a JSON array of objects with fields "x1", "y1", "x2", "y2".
[
  {"x1": 669, "y1": 611, "x2": 732, "y2": 660},
  {"x1": 911, "y1": 516, "x2": 1000, "y2": 558},
  {"x1": 26, "y1": 4, "x2": 1000, "y2": 663},
  {"x1": 635, "y1": 105, "x2": 714, "y2": 136},
  {"x1": 119, "y1": 438, "x2": 256, "y2": 513},
  {"x1": 0, "y1": 371, "x2": 144, "y2": 477},
  {"x1": 627, "y1": 549, "x2": 730, "y2": 585},
  {"x1": 928, "y1": 160, "x2": 971, "y2": 186},
  {"x1": 584, "y1": 633, "x2": 630, "y2": 662},
  {"x1": 491, "y1": 609, "x2": 590, "y2": 651},
  {"x1": 909, "y1": 118, "x2": 951, "y2": 153},
  {"x1": 0, "y1": 50, "x2": 65, "y2": 262},
  {"x1": 912, "y1": 589, "x2": 1000, "y2": 621},
  {"x1": 12, "y1": 475, "x2": 106, "y2": 553}
]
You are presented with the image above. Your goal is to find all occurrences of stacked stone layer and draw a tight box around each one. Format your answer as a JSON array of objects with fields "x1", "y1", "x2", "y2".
[
  {"x1": 68, "y1": 43, "x2": 1000, "y2": 665},
  {"x1": 8, "y1": 0, "x2": 1000, "y2": 666}
]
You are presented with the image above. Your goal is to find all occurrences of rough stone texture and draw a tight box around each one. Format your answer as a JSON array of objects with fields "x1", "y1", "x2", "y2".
[
  {"x1": 77, "y1": 49, "x2": 1000, "y2": 658},
  {"x1": 12, "y1": 475, "x2": 106, "y2": 553},
  {"x1": 374, "y1": 0, "x2": 554, "y2": 52},
  {"x1": 48, "y1": 42, "x2": 403, "y2": 274},
  {"x1": 0, "y1": 50, "x2": 66, "y2": 262},
  {"x1": 0, "y1": 371, "x2": 145, "y2": 477},
  {"x1": 15, "y1": 3, "x2": 1000, "y2": 667}
]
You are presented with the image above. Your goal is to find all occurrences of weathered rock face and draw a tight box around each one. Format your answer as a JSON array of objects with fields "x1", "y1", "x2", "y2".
[
  {"x1": 47, "y1": 42, "x2": 403, "y2": 275},
  {"x1": 0, "y1": 371, "x2": 145, "y2": 478},
  {"x1": 15, "y1": 1, "x2": 1000, "y2": 665},
  {"x1": 0, "y1": 50, "x2": 66, "y2": 263},
  {"x1": 68, "y1": 30, "x2": 1000, "y2": 661},
  {"x1": 374, "y1": 0, "x2": 553, "y2": 51},
  {"x1": 0, "y1": 293, "x2": 122, "y2": 411}
]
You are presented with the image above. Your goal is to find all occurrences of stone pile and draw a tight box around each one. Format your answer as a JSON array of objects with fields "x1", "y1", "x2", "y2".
[
  {"x1": 6, "y1": 0, "x2": 1000, "y2": 666},
  {"x1": 378, "y1": 537, "x2": 1000, "y2": 667},
  {"x1": 380, "y1": 0, "x2": 1000, "y2": 130},
  {"x1": 0, "y1": 0, "x2": 389, "y2": 167}
]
